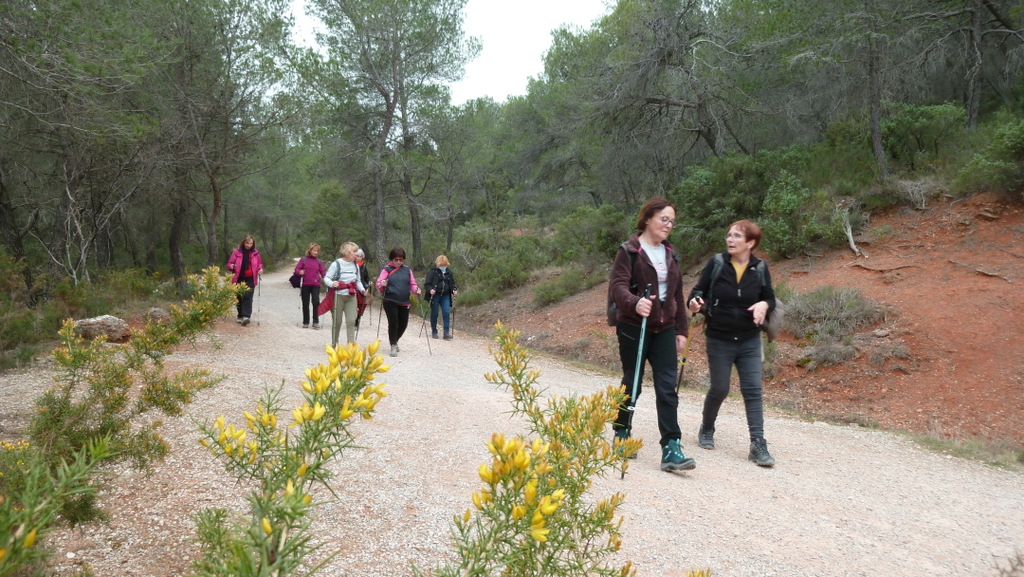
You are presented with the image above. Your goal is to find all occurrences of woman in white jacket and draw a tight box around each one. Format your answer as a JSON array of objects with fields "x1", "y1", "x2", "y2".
[{"x1": 324, "y1": 242, "x2": 367, "y2": 345}]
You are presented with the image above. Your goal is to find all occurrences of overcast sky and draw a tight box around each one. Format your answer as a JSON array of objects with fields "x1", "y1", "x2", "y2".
[
  {"x1": 450, "y1": 0, "x2": 609, "y2": 104},
  {"x1": 289, "y1": 0, "x2": 610, "y2": 105}
]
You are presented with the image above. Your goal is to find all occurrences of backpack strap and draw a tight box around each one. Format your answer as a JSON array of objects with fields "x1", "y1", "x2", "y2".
[
  {"x1": 705, "y1": 253, "x2": 727, "y2": 316},
  {"x1": 622, "y1": 242, "x2": 638, "y2": 294}
]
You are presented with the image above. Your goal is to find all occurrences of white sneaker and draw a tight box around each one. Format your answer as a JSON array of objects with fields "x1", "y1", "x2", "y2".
[
  {"x1": 241, "y1": 317, "x2": 250, "y2": 326},
  {"x1": 389, "y1": 345, "x2": 398, "y2": 357}
]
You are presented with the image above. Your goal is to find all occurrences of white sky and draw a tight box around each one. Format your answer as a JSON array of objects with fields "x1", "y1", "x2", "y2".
[
  {"x1": 289, "y1": 0, "x2": 610, "y2": 105},
  {"x1": 450, "y1": 0, "x2": 609, "y2": 104}
]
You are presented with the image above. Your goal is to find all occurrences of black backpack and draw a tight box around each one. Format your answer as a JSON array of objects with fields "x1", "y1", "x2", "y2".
[{"x1": 605, "y1": 242, "x2": 637, "y2": 326}]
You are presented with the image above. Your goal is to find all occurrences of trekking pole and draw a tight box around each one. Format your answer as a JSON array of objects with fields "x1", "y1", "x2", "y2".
[
  {"x1": 331, "y1": 306, "x2": 337, "y2": 347},
  {"x1": 418, "y1": 296, "x2": 428, "y2": 337},
  {"x1": 419, "y1": 298, "x2": 432, "y2": 356},
  {"x1": 450, "y1": 294, "x2": 456, "y2": 338},
  {"x1": 622, "y1": 284, "x2": 651, "y2": 480},
  {"x1": 256, "y1": 275, "x2": 262, "y2": 326},
  {"x1": 676, "y1": 316, "x2": 697, "y2": 391},
  {"x1": 376, "y1": 299, "x2": 383, "y2": 340}
]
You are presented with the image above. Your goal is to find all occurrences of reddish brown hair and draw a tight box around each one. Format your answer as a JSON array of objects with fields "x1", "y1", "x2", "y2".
[{"x1": 729, "y1": 220, "x2": 762, "y2": 249}]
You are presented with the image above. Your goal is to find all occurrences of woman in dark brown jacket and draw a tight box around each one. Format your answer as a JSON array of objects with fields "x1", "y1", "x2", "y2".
[{"x1": 609, "y1": 197, "x2": 695, "y2": 472}]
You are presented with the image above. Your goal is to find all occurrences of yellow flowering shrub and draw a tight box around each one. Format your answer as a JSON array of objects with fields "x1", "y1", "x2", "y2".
[
  {"x1": 192, "y1": 340, "x2": 389, "y2": 576},
  {"x1": 424, "y1": 322, "x2": 637, "y2": 577}
]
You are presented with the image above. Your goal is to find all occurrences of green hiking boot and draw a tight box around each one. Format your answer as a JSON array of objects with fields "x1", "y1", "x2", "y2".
[
  {"x1": 698, "y1": 424, "x2": 715, "y2": 450},
  {"x1": 613, "y1": 429, "x2": 637, "y2": 459},
  {"x1": 748, "y1": 438, "x2": 776, "y2": 467},
  {"x1": 661, "y1": 439, "x2": 696, "y2": 471}
]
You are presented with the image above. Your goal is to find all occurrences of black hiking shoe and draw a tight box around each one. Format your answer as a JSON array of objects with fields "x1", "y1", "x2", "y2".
[
  {"x1": 748, "y1": 438, "x2": 776, "y2": 467},
  {"x1": 661, "y1": 439, "x2": 696, "y2": 471},
  {"x1": 698, "y1": 424, "x2": 715, "y2": 450},
  {"x1": 443, "y1": 333, "x2": 453, "y2": 340}
]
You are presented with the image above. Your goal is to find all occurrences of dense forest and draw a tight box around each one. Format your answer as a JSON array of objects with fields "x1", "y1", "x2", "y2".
[{"x1": 2, "y1": 0, "x2": 1023, "y2": 332}]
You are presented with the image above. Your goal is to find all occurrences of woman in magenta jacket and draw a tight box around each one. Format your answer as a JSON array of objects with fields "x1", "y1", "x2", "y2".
[
  {"x1": 226, "y1": 234, "x2": 264, "y2": 326},
  {"x1": 294, "y1": 243, "x2": 327, "y2": 328}
]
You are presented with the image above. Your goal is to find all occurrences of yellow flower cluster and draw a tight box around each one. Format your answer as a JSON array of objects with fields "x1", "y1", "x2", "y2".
[
  {"x1": 294, "y1": 341, "x2": 390, "y2": 426},
  {"x1": 204, "y1": 414, "x2": 260, "y2": 463},
  {"x1": 472, "y1": 433, "x2": 565, "y2": 542},
  {"x1": 244, "y1": 402, "x2": 278, "y2": 431}
]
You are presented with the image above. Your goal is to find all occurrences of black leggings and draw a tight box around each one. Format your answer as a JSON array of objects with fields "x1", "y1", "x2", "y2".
[
  {"x1": 382, "y1": 300, "x2": 411, "y2": 346},
  {"x1": 300, "y1": 285, "x2": 321, "y2": 325},
  {"x1": 235, "y1": 277, "x2": 255, "y2": 318}
]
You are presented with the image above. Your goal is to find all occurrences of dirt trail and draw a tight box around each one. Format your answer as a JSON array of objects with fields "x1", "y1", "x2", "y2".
[{"x1": 5, "y1": 267, "x2": 1023, "y2": 577}]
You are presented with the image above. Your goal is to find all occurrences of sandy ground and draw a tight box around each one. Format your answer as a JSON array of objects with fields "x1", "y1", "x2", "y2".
[{"x1": 4, "y1": 266, "x2": 1023, "y2": 577}]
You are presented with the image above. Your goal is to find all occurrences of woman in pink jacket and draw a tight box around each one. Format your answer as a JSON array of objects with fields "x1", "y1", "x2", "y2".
[
  {"x1": 225, "y1": 234, "x2": 264, "y2": 326},
  {"x1": 294, "y1": 243, "x2": 327, "y2": 328}
]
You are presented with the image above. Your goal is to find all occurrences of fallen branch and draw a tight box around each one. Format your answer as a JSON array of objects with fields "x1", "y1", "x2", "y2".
[
  {"x1": 848, "y1": 263, "x2": 917, "y2": 272},
  {"x1": 948, "y1": 259, "x2": 1013, "y2": 283},
  {"x1": 840, "y1": 207, "x2": 863, "y2": 257}
]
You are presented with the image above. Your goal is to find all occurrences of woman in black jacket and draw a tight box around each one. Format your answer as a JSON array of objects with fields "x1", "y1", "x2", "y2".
[
  {"x1": 687, "y1": 219, "x2": 777, "y2": 467},
  {"x1": 424, "y1": 255, "x2": 458, "y2": 340},
  {"x1": 609, "y1": 197, "x2": 695, "y2": 472}
]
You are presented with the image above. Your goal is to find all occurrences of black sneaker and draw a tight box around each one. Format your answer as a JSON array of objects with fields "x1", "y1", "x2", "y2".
[
  {"x1": 698, "y1": 424, "x2": 715, "y2": 450},
  {"x1": 241, "y1": 317, "x2": 250, "y2": 326},
  {"x1": 661, "y1": 439, "x2": 696, "y2": 471},
  {"x1": 748, "y1": 438, "x2": 776, "y2": 467}
]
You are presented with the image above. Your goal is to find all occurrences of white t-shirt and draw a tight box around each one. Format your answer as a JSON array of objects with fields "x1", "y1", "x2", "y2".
[{"x1": 639, "y1": 242, "x2": 668, "y2": 301}]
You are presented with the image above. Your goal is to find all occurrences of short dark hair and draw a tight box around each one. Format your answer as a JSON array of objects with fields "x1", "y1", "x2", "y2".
[
  {"x1": 730, "y1": 219, "x2": 762, "y2": 249},
  {"x1": 635, "y1": 197, "x2": 676, "y2": 232},
  {"x1": 388, "y1": 247, "x2": 407, "y2": 261}
]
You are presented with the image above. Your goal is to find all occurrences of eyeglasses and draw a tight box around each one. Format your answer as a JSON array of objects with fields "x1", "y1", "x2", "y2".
[
  {"x1": 393, "y1": 258, "x2": 404, "y2": 262},
  {"x1": 657, "y1": 217, "x2": 676, "y2": 227}
]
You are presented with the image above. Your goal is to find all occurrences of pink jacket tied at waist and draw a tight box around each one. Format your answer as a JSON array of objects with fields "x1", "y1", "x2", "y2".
[{"x1": 334, "y1": 280, "x2": 359, "y2": 295}]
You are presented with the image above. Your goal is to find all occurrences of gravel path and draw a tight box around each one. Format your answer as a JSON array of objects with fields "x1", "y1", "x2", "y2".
[{"x1": 28, "y1": 268, "x2": 1024, "y2": 576}]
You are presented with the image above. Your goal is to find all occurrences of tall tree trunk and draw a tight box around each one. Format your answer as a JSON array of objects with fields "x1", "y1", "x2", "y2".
[
  {"x1": 169, "y1": 174, "x2": 191, "y2": 283},
  {"x1": 964, "y1": 0, "x2": 984, "y2": 130},
  {"x1": 866, "y1": 14, "x2": 889, "y2": 180},
  {"x1": 405, "y1": 178, "x2": 423, "y2": 268},
  {"x1": 205, "y1": 178, "x2": 224, "y2": 266},
  {"x1": 371, "y1": 98, "x2": 397, "y2": 269}
]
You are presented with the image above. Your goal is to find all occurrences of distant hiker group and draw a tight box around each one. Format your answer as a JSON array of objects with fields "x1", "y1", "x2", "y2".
[{"x1": 265, "y1": 241, "x2": 456, "y2": 359}]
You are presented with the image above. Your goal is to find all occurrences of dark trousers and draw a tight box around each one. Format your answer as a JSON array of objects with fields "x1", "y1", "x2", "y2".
[
  {"x1": 382, "y1": 300, "x2": 411, "y2": 346},
  {"x1": 300, "y1": 285, "x2": 321, "y2": 325},
  {"x1": 614, "y1": 322, "x2": 681, "y2": 447},
  {"x1": 235, "y1": 277, "x2": 255, "y2": 318},
  {"x1": 429, "y1": 294, "x2": 452, "y2": 334},
  {"x1": 704, "y1": 335, "x2": 765, "y2": 440}
]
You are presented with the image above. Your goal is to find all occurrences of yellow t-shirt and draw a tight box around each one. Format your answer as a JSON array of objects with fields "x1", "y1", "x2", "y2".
[{"x1": 732, "y1": 260, "x2": 748, "y2": 284}]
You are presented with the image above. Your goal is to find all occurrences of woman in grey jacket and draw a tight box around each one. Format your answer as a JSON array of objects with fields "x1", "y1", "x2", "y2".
[{"x1": 375, "y1": 247, "x2": 421, "y2": 357}]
